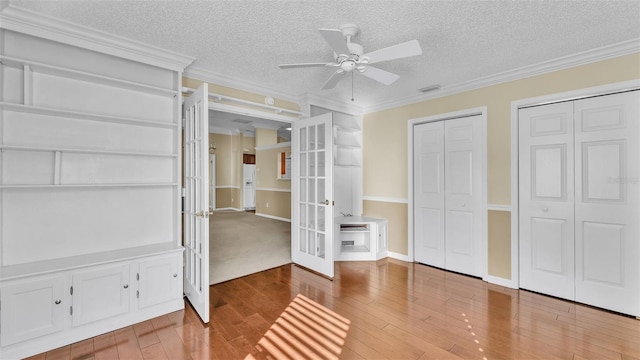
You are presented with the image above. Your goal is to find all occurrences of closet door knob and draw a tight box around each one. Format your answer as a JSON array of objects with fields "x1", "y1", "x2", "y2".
[
  {"x1": 124, "y1": 284, "x2": 129, "y2": 289},
  {"x1": 55, "y1": 299, "x2": 62, "y2": 305},
  {"x1": 173, "y1": 274, "x2": 178, "y2": 278}
]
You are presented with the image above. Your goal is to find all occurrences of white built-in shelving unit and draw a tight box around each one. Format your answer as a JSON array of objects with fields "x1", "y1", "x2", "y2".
[
  {"x1": 306, "y1": 105, "x2": 387, "y2": 261},
  {"x1": 0, "y1": 6, "x2": 194, "y2": 358}
]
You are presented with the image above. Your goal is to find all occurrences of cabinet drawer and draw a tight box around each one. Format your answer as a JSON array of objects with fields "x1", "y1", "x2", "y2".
[{"x1": 0, "y1": 276, "x2": 66, "y2": 346}]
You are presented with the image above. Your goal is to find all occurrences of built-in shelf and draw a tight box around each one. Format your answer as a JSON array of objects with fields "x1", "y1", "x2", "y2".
[
  {"x1": 0, "y1": 183, "x2": 178, "y2": 189},
  {"x1": 335, "y1": 216, "x2": 387, "y2": 261},
  {"x1": 0, "y1": 55, "x2": 177, "y2": 97},
  {"x1": 0, "y1": 145, "x2": 177, "y2": 158},
  {"x1": 0, "y1": 242, "x2": 182, "y2": 281},
  {"x1": 0, "y1": 102, "x2": 178, "y2": 129}
]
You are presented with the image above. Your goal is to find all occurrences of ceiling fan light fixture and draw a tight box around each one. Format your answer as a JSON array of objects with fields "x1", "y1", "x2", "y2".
[{"x1": 340, "y1": 60, "x2": 356, "y2": 72}]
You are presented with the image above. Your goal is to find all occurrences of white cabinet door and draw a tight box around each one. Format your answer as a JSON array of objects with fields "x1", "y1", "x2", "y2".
[
  {"x1": 413, "y1": 121, "x2": 445, "y2": 267},
  {"x1": 444, "y1": 116, "x2": 483, "y2": 277},
  {"x1": 519, "y1": 101, "x2": 576, "y2": 300},
  {"x1": 574, "y1": 91, "x2": 640, "y2": 316},
  {"x1": 0, "y1": 276, "x2": 65, "y2": 346},
  {"x1": 72, "y1": 264, "x2": 131, "y2": 327},
  {"x1": 292, "y1": 113, "x2": 334, "y2": 278},
  {"x1": 138, "y1": 255, "x2": 181, "y2": 310}
]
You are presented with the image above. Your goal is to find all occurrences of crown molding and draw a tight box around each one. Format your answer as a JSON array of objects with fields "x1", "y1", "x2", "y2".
[
  {"x1": 185, "y1": 66, "x2": 301, "y2": 105},
  {"x1": 364, "y1": 38, "x2": 640, "y2": 114},
  {"x1": 0, "y1": 5, "x2": 195, "y2": 71},
  {"x1": 299, "y1": 93, "x2": 364, "y2": 117}
]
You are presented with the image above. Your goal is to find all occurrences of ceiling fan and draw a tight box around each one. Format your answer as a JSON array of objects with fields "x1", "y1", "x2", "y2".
[{"x1": 279, "y1": 24, "x2": 422, "y2": 90}]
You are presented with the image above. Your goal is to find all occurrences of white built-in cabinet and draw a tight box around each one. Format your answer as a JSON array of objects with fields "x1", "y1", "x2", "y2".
[
  {"x1": 0, "y1": 7, "x2": 193, "y2": 358},
  {"x1": 0, "y1": 249, "x2": 183, "y2": 354},
  {"x1": 307, "y1": 105, "x2": 387, "y2": 261},
  {"x1": 336, "y1": 216, "x2": 388, "y2": 261}
]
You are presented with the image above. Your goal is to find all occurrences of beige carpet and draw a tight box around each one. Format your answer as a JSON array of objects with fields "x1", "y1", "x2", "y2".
[{"x1": 210, "y1": 210, "x2": 291, "y2": 284}]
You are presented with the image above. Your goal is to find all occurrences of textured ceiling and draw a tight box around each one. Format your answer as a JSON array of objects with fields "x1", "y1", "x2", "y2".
[{"x1": 6, "y1": 0, "x2": 640, "y2": 112}]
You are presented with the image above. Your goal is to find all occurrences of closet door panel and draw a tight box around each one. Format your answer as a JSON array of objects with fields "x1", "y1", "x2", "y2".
[
  {"x1": 444, "y1": 116, "x2": 483, "y2": 276},
  {"x1": 413, "y1": 121, "x2": 445, "y2": 267},
  {"x1": 519, "y1": 102, "x2": 575, "y2": 300},
  {"x1": 574, "y1": 91, "x2": 639, "y2": 316}
]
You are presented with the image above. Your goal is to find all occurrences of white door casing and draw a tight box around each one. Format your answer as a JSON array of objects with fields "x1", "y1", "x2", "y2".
[
  {"x1": 518, "y1": 101, "x2": 576, "y2": 300},
  {"x1": 444, "y1": 116, "x2": 483, "y2": 277},
  {"x1": 574, "y1": 91, "x2": 639, "y2": 316},
  {"x1": 292, "y1": 113, "x2": 334, "y2": 278},
  {"x1": 183, "y1": 83, "x2": 210, "y2": 323},
  {"x1": 210, "y1": 154, "x2": 216, "y2": 211},
  {"x1": 413, "y1": 121, "x2": 445, "y2": 267}
]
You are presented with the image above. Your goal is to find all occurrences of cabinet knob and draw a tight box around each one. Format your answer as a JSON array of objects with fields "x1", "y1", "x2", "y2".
[
  {"x1": 55, "y1": 299, "x2": 62, "y2": 305},
  {"x1": 173, "y1": 274, "x2": 178, "y2": 278},
  {"x1": 124, "y1": 284, "x2": 129, "y2": 289},
  {"x1": 542, "y1": 207, "x2": 549, "y2": 212}
]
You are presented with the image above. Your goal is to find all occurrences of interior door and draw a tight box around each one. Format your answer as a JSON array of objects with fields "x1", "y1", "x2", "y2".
[
  {"x1": 574, "y1": 91, "x2": 639, "y2": 316},
  {"x1": 292, "y1": 113, "x2": 334, "y2": 278},
  {"x1": 519, "y1": 101, "x2": 575, "y2": 300},
  {"x1": 413, "y1": 121, "x2": 445, "y2": 267},
  {"x1": 444, "y1": 116, "x2": 483, "y2": 276},
  {"x1": 183, "y1": 83, "x2": 210, "y2": 323}
]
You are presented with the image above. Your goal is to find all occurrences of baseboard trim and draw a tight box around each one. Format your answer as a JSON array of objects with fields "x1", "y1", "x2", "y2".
[
  {"x1": 483, "y1": 274, "x2": 518, "y2": 289},
  {"x1": 387, "y1": 251, "x2": 412, "y2": 262},
  {"x1": 255, "y1": 213, "x2": 291, "y2": 223},
  {"x1": 214, "y1": 207, "x2": 243, "y2": 212}
]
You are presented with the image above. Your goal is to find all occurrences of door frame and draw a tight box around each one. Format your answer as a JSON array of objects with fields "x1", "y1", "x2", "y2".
[
  {"x1": 408, "y1": 107, "x2": 488, "y2": 278},
  {"x1": 509, "y1": 79, "x2": 640, "y2": 290}
]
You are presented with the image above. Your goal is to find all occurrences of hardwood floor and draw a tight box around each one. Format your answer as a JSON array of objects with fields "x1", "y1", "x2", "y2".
[{"x1": 28, "y1": 259, "x2": 640, "y2": 359}]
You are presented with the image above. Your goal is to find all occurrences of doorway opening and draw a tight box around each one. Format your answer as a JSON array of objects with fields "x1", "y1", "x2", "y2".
[{"x1": 208, "y1": 109, "x2": 293, "y2": 284}]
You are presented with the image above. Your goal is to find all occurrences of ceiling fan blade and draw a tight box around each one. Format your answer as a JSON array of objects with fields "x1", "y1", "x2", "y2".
[
  {"x1": 359, "y1": 65, "x2": 400, "y2": 85},
  {"x1": 364, "y1": 39, "x2": 422, "y2": 64},
  {"x1": 319, "y1": 28, "x2": 351, "y2": 56},
  {"x1": 279, "y1": 63, "x2": 330, "y2": 69},
  {"x1": 321, "y1": 71, "x2": 344, "y2": 90}
]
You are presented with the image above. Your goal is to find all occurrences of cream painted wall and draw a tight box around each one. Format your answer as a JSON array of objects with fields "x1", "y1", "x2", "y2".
[
  {"x1": 183, "y1": 77, "x2": 300, "y2": 113},
  {"x1": 363, "y1": 53, "x2": 640, "y2": 279},
  {"x1": 210, "y1": 132, "x2": 255, "y2": 209}
]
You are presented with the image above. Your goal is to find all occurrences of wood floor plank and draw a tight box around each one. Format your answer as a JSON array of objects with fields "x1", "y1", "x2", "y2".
[
  {"x1": 92, "y1": 332, "x2": 119, "y2": 360},
  {"x1": 69, "y1": 339, "x2": 94, "y2": 360},
  {"x1": 32, "y1": 261, "x2": 640, "y2": 360}
]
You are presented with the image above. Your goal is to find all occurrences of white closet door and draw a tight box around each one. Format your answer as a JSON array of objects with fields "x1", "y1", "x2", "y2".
[
  {"x1": 444, "y1": 116, "x2": 483, "y2": 276},
  {"x1": 519, "y1": 102, "x2": 576, "y2": 300},
  {"x1": 414, "y1": 121, "x2": 445, "y2": 267},
  {"x1": 574, "y1": 91, "x2": 639, "y2": 316}
]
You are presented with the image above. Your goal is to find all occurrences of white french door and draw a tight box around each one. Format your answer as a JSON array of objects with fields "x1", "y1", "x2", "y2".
[
  {"x1": 183, "y1": 83, "x2": 210, "y2": 323},
  {"x1": 292, "y1": 113, "x2": 334, "y2": 278},
  {"x1": 519, "y1": 90, "x2": 639, "y2": 316},
  {"x1": 413, "y1": 115, "x2": 484, "y2": 277}
]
